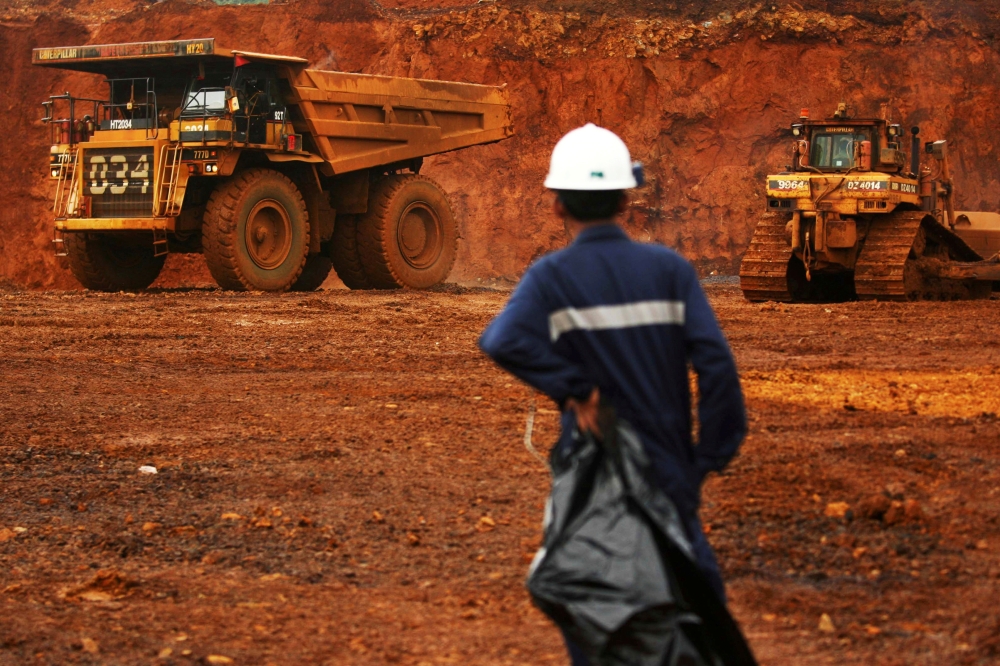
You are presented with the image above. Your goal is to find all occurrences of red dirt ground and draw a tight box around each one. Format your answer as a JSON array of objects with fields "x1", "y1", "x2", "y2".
[{"x1": 2, "y1": 281, "x2": 999, "y2": 665}]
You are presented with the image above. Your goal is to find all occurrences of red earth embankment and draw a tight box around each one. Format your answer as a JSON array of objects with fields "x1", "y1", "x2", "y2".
[{"x1": 3, "y1": 0, "x2": 1000, "y2": 288}]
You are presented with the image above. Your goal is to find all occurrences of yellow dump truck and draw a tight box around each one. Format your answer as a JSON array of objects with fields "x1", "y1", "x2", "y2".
[{"x1": 33, "y1": 38, "x2": 513, "y2": 291}]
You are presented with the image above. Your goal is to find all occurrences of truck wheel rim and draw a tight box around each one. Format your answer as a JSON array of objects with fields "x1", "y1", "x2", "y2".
[
  {"x1": 245, "y1": 199, "x2": 292, "y2": 270},
  {"x1": 397, "y1": 201, "x2": 441, "y2": 269}
]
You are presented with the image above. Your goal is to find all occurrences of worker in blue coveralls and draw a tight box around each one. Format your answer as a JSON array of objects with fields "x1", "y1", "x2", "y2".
[{"x1": 479, "y1": 124, "x2": 747, "y2": 665}]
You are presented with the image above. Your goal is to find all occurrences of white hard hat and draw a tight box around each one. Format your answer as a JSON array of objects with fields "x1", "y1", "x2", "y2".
[{"x1": 544, "y1": 123, "x2": 638, "y2": 190}]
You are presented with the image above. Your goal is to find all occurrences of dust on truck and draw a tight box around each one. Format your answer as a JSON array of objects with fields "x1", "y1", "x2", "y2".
[
  {"x1": 740, "y1": 103, "x2": 1000, "y2": 302},
  {"x1": 33, "y1": 38, "x2": 513, "y2": 292}
]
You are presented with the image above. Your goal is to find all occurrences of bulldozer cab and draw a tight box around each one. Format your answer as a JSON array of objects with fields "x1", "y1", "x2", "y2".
[
  {"x1": 792, "y1": 111, "x2": 905, "y2": 175},
  {"x1": 810, "y1": 129, "x2": 869, "y2": 170}
]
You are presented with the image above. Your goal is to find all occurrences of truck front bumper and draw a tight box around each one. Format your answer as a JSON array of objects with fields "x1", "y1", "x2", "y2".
[{"x1": 55, "y1": 217, "x2": 175, "y2": 232}]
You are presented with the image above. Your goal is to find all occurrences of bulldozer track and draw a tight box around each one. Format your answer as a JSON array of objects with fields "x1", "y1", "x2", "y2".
[
  {"x1": 854, "y1": 211, "x2": 924, "y2": 300},
  {"x1": 739, "y1": 214, "x2": 792, "y2": 302},
  {"x1": 855, "y1": 211, "x2": 990, "y2": 300}
]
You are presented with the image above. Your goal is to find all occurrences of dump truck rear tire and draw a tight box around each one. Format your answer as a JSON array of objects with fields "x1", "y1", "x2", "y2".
[
  {"x1": 330, "y1": 214, "x2": 372, "y2": 289},
  {"x1": 64, "y1": 232, "x2": 166, "y2": 292},
  {"x1": 356, "y1": 175, "x2": 457, "y2": 289},
  {"x1": 202, "y1": 169, "x2": 310, "y2": 291},
  {"x1": 290, "y1": 254, "x2": 333, "y2": 291}
]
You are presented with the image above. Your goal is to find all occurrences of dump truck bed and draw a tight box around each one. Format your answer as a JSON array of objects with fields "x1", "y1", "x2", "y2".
[{"x1": 288, "y1": 69, "x2": 512, "y2": 175}]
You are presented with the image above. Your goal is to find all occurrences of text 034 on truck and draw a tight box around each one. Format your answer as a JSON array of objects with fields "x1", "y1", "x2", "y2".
[
  {"x1": 740, "y1": 103, "x2": 1000, "y2": 302},
  {"x1": 34, "y1": 38, "x2": 513, "y2": 292}
]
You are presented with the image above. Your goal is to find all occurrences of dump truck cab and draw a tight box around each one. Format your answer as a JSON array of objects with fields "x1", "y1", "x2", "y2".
[
  {"x1": 34, "y1": 39, "x2": 513, "y2": 292},
  {"x1": 177, "y1": 62, "x2": 290, "y2": 145},
  {"x1": 741, "y1": 103, "x2": 1000, "y2": 302}
]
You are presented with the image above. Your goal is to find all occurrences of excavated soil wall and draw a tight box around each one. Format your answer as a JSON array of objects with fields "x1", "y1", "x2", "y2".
[{"x1": 3, "y1": 0, "x2": 1000, "y2": 288}]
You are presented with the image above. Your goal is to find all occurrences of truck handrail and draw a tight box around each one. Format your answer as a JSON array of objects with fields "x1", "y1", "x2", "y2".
[
  {"x1": 102, "y1": 77, "x2": 158, "y2": 138},
  {"x1": 41, "y1": 92, "x2": 105, "y2": 146}
]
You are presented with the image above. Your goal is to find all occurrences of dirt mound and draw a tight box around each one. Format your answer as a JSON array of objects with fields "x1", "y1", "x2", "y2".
[
  {"x1": 4, "y1": 0, "x2": 1000, "y2": 288},
  {"x1": 59, "y1": 569, "x2": 136, "y2": 602}
]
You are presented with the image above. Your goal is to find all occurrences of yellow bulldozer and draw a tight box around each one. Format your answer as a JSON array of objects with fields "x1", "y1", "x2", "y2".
[{"x1": 740, "y1": 103, "x2": 1000, "y2": 301}]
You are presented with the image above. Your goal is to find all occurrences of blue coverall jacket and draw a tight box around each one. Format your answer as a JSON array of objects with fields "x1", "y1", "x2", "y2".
[{"x1": 479, "y1": 223, "x2": 747, "y2": 597}]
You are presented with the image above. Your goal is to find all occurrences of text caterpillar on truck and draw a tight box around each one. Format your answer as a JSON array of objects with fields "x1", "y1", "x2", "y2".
[
  {"x1": 739, "y1": 102, "x2": 1000, "y2": 302},
  {"x1": 34, "y1": 38, "x2": 514, "y2": 292}
]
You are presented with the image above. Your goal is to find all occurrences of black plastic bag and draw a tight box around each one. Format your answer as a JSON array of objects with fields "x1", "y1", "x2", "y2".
[{"x1": 526, "y1": 416, "x2": 757, "y2": 666}]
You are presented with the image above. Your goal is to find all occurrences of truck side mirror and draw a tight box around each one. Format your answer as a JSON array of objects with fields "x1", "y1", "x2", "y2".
[{"x1": 930, "y1": 140, "x2": 947, "y2": 160}]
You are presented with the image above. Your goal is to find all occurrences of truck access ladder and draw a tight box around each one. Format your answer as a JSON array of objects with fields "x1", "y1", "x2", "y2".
[
  {"x1": 51, "y1": 152, "x2": 80, "y2": 256},
  {"x1": 156, "y1": 143, "x2": 184, "y2": 217},
  {"x1": 52, "y1": 152, "x2": 79, "y2": 220}
]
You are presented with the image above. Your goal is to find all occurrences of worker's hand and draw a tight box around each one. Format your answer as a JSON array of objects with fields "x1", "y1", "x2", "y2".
[{"x1": 566, "y1": 387, "x2": 601, "y2": 438}]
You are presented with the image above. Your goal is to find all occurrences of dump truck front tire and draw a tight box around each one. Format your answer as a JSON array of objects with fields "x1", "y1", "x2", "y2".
[
  {"x1": 356, "y1": 175, "x2": 457, "y2": 289},
  {"x1": 330, "y1": 214, "x2": 372, "y2": 289},
  {"x1": 64, "y1": 232, "x2": 166, "y2": 292},
  {"x1": 202, "y1": 169, "x2": 310, "y2": 291}
]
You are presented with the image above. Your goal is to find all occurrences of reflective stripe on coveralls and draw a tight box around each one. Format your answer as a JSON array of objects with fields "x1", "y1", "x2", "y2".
[{"x1": 549, "y1": 300, "x2": 686, "y2": 342}]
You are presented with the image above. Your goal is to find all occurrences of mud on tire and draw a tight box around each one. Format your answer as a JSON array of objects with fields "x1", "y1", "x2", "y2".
[
  {"x1": 202, "y1": 168, "x2": 310, "y2": 291},
  {"x1": 356, "y1": 174, "x2": 457, "y2": 289},
  {"x1": 65, "y1": 232, "x2": 166, "y2": 292},
  {"x1": 330, "y1": 214, "x2": 372, "y2": 289}
]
